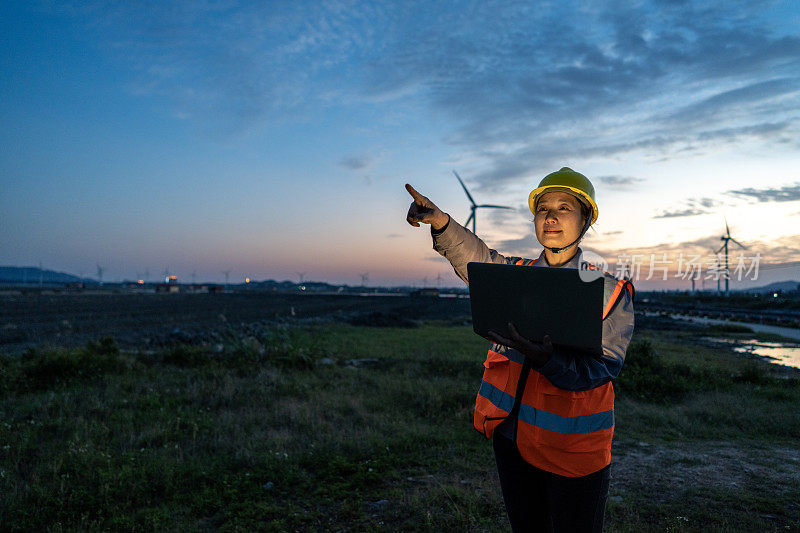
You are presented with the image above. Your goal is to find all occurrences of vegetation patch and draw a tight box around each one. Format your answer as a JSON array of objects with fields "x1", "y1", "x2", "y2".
[{"x1": 1, "y1": 318, "x2": 798, "y2": 530}]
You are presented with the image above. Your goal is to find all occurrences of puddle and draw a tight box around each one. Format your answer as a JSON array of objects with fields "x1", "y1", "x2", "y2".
[
  {"x1": 669, "y1": 314, "x2": 800, "y2": 342},
  {"x1": 703, "y1": 337, "x2": 800, "y2": 370}
]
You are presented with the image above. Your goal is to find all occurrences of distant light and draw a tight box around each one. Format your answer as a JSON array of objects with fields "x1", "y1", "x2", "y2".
[
  {"x1": 299, "y1": 285, "x2": 306, "y2": 291},
  {"x1": 137, "y1": 280, "x2": 144, "y2": 284},
  {"x1": 773, "y1": 292, "x2": 779, "y2": 298},
  {"x1": 245, "y1": 277, "x2": 250, "y2": 283}
]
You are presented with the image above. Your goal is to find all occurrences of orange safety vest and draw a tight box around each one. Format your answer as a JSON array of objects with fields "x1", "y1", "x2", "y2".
[{"x1": 473, "y1": 258, "x2": 633, "y2": 478}]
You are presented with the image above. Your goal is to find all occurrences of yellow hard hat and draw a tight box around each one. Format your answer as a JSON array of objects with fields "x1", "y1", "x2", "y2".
[{"x1": 528, "y1": 167, "x2": 598, "y2": 225}]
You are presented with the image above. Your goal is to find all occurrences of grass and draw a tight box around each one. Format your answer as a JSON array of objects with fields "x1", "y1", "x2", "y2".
[{"x1": 1, "y1": 322, "x2": 799, "y2": 531}]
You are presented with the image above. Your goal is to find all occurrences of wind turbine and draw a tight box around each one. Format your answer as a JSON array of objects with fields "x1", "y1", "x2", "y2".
[
  {"x1": 221, "y1": 269, "x2": 231, "y2": 290},
  {"x1": 453, "y1": 170, "x2": 514, "y2": 233},
  {"x1": 717, "y1": 217, "x2": 747, "y2": 296},
  {"x1": 96, "y1": 264, "x2": 105, "y2": 285},
  {"x1": 359, "y1": 272, "x2": 369, "y2": 286},
  {"x1": 713, "y1": 251, "x2": 721, "y2": 294},
  {"x1": 453, "y1": 170, "x2": 513, "y2": 234},
  {"x1": 296, "y1": 272, "x2": 307, "y2": 284}
]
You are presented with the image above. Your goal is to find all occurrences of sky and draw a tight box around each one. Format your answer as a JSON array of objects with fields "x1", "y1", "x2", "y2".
[{"x1": 2, "y1": 0, "x2": 799, "y2": 290}]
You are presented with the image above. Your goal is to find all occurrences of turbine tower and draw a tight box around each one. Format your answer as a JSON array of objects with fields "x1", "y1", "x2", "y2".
[
  {"x1": 717, "y1": 217, "x2": 747, "y2": 296},
  {"x1": 296, "y1": 272, "x2": 307, "y2": 284},
  {"x1": 96, "y1": 264, "x2": 104, "y2": 285},
  {"x1": 359, "y1": 272, "x2": 369, "y2": 286},
  {"x1": 221, "y1": 269, "x2": 231, "y2": 290},
  {"x1": 453, "y1": 170, "x2": 513, "y2": 234}
]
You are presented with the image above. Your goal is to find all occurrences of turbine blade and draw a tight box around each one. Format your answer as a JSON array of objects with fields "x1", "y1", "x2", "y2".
[
  {"x1": 453, "y1": 170, "x2": 476, "y2": 206},
  {"x1": 724, "y1": 215, "x2": 730, "y2": 237},
  {"x1": 465, "y1": 211, "x2": 475, "y2": 228},
  {"x1": 477, "y1": 204, "x2": 514, "y2": 209},
  {"x1": 730, "y1": 237, "x2": 747, "y2": 249},
  {"x1": 716, "y1": 244, "x2": 725, "y2": 254}
]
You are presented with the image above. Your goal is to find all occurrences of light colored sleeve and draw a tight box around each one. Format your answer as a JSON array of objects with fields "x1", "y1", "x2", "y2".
[{"x1": 431, "y1": 218, "x2": 517, "y2": 285}]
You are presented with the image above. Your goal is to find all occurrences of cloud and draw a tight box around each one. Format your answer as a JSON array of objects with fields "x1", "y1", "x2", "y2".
[
  {"x1": 339, "y1": 155, "x2": 372, "y2": 171},
  {"x1": 652, "y1": 196, "x2": 722, "y2": 218},
  {"x1": 363, "y1": 2, "x2": 800, "y2": 187},
  {"x1": 653, "y1": 181, "x2": 800, "y2": 220},
  {"x1": 494, "y1": 234, "x2": 539, "y2": 257},
  {"x1": 584, "y1": 231, "x2": 800, "y2": 281},
  {"x1": 663, "y1": 78, "x2": 800, "y2": 127},
  {"x1": 69, "y1": 1, "x2": 391, "y2": 132},
  {"x1": 597, "y1": 176, "x2": 645, "y2": 189},
  {"x1": 726, "y1": 182, "x2": 800, "y2": 203},
  {"x1": 68, "y1": 1, "x2": 800, "y2": 165},
  {"x1": 653, "y1": 208, "x2": 707, "y2": 219},
  {"x1": 485, "y1": 205, "x2": 528, "y2": 227}
]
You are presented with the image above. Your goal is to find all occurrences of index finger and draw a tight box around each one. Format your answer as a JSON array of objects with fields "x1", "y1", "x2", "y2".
[{"x1": 405, "y1": 183, "x2": 426, "y2": 203}]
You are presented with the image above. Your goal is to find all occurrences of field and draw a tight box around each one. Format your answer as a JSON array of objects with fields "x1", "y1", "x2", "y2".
[
  {"x1": 0, "y1": 293, "x2": 472, "y2": 353},
  {"x1": 1, "y1": 293, "x2": 799, "y2": 531}
]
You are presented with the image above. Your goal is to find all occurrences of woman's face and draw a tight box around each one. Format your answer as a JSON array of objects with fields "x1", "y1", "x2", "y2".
[{"x1": 533, "y1": 191, "x2": 586, "y2": 248}]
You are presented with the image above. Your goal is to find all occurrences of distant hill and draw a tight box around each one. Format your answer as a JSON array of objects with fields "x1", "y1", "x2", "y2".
[
  {"x1": 737, "y1": 280, "x2": 800, "y2": 294},
  {"x1": 248, "y1": 279, "x2": 344, "y2": 291},
  {"x1": 0, "y1": 266, "x2": 95, "y2": 284}
]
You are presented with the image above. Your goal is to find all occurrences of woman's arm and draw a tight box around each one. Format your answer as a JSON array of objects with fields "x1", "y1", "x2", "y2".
[
  {"x1": 405, "y1": 183, "x2": 523, "y2": 285},
  {"x1": 431, "y1": 217, "x2": 516, "y2": 284}
]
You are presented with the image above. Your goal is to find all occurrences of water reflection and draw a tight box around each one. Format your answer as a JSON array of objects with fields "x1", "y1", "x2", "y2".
[{"x1": 704, "y1": 337, "x2": 800, "y2": 370}]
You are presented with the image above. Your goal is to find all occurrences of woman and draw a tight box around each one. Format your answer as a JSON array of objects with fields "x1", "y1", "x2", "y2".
[{"x1": 405, "y1": 167, "x2": 634, "y2": 532}]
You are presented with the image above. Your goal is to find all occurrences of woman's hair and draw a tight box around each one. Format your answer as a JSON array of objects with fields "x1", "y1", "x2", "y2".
[{"x1": 579, "y1": 202, "x2": 591, "y2": 225}]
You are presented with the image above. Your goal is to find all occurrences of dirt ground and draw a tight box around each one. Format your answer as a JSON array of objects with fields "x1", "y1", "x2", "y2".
[{"x1": 610, "y1": 438, "x2": 800, "y2": 524}]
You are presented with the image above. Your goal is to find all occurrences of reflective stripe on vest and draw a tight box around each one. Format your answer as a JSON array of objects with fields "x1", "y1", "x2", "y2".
[
  {"x1": 473, "y1": 260, "x2": 630, "y2": 477},
  {"x1": 478, "y1": 380, "x2": 614, "y2": 434}
]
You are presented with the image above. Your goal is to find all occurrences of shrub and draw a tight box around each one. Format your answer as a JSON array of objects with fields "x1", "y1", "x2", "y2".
[
  {"x1": 616, "y1": 338, "x2": 693, "y2": 403},
  {"x1": 216, "y1": 327, "x2": 315, "y2": 369},
  {"x1": 160, "y1": 345, "x2": 211, "y2": 367},
  {"x1": 15, "y1": 336, "x2": 125, "y2": 392},
  {"x1": 732, "y1": 359, "x2": 768, "y2": 384}
]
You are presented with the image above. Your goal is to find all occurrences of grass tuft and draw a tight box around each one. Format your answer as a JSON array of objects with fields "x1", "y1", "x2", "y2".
[
  {"x1": 615, "y1": 338, "x2": 694, "y2": 403},
  {"x1": 4, "y1": 336, "x2": 125, "y2": 393}
]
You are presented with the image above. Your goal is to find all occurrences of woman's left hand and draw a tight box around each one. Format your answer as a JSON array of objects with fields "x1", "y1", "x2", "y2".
[{"x1": 485, "y1": 323, "x2": 554, "y2": 367}]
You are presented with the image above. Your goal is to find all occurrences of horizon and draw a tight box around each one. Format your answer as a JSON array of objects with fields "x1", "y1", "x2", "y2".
[{"x1": 3, "y1": 262, "x2": 798, "y2": 293}]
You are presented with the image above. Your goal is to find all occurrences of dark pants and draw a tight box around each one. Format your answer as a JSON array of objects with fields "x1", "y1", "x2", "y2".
[{"x1": 493, "y1": 433, "x2": 610, "y2": 533}]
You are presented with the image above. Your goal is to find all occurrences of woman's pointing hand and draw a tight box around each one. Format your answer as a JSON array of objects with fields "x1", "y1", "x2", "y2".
[{"x1": 405, "y1": 184, "x2": 450, "y2": 230}]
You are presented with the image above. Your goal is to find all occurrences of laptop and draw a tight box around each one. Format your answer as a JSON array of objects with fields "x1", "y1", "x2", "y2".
[{"x1": 467, "y1": 261, "x2": 605, "y2": 357}]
